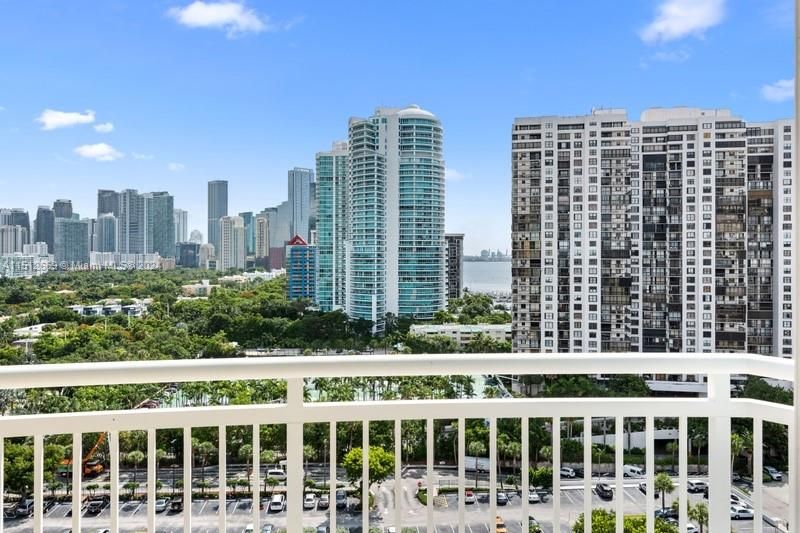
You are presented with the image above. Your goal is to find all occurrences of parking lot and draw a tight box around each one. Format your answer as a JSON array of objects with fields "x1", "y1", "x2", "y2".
[{"x1": 2, "y1": 474, "x2": 788, "y2": 532}]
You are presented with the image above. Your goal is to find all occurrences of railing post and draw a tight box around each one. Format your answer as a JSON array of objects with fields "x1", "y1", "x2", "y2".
[
  {"x1": 109, "y1": 430, "x2": 119, "y2": 533},
  {"x1": 582, "y1": 416, "x2": 591, "y2": 533},
  {"x1": 286, "y1": 378, "x2": 304, "y2": 533},
  {"x1": 252, "y1": 424, "x2": 260, "y2": 532},
  {"x1": 615, "y1": 416, "x2": 624, "y2": 533},
  {"x1": 331, "y1": 420, "x2": 338, "y2": 532},
  {"x1": 553, "y1": 416, "x2": 561, "y2": 533},
  {"x1": 678, "y1": 416, "x2": 688, "y2": 532},
  {"x1": 426, "y1": 417, "x2": 434, "y2": 531},
  {"x1": 521, "y1": 416, "x2": 529, "y2": 531},
  {"x1": 753, "y1": 417, "x2": 763, "y2": 533},
  {"x1": 394, "y1": 419, "x2": 401, "y2": 532},
  {"x1": 363, "y1": 419, "x2": 370, "y2": 533},
  {"x1": 33, "y1": 433, "x2": 43, "y2": 533},
  {"x1": 457, "y1": 417, "x2": 465, "y2": 533},
  {"x1": 707, "y1": 373, "x2": 731, "y2": 532},
  {"x1": 147, "y1": 427, "x2": 156, "y2": 532},
  {"x1": 645, "y1": 416, "x2": 655, "y2": 533},
  {"x1": 71, "y1": 432, "x2": 82, "y2": 533},
  {"x1": 489, "y1": 416, "x2": 497, "y2": 533},
  {"x1": 0, "y1": 437, "x2": 4, "y2": 533},
  {"x1": 183, "y1": 426, "x2": 192, "y2": 533},
  {"x1": 218, "y1": 425, "x2": 226, "y2": 533}
]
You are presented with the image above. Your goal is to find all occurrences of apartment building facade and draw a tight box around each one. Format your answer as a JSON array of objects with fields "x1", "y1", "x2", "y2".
[{"x1": 511, "y1": 107, "x2": 793, "y2": 358}]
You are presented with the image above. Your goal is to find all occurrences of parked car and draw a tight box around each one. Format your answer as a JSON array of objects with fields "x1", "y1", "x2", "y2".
[
  {"x1": 496, "y1": 492, "x2": 508, "y2": 505},
  {"x1": 335, "y1": 489, "x2": 347, "y2": 509},
  {"x1": 686, "y1": 525, "x2": 699, "y2": 533},
  {"x1": 464, "y1": 490, "x2": 476, "y2": 504},
  {"x1": 595, "y1": 483, "x2": 613, "y2": 500},
  {"x1": 731, "y1": 505, "x2": 755, "y2": 520},
  {"x1": 85, "y1": 499, "x2": 107, "y2": 515},
  {"x1": 495, "y1": 515, "x2": 508, "y2": 533},
  {"x1": 303, "y1": 493, "x2": 316, "y2": 510},
  {"x1": 3, "y1": 503, "x2": 17, "y2": 519},
  {"x1": 638, "y1": 482, "x2": 659, "y2": 498},
  {"x1": 16, "y1": 498, "x2": 35, "y2": 517},
  {"x1": 528, "y1": 488, "x2": 541, "y2": 503},
  {"x1": 686, "y1": 479, "x2": 707, "y2": 493},
  {"x1": 243, "y1": 525, "x2": 273, "y2": 533},
  {"x1": 154, "y1": 498, "x2": 170, "y2": 513},
  {"x1": 559, "y1": 467, "x2": 576, "y2": 478},
  {"x1": 170, "y1": 498, "x2": 183, "y2": 512},
  {"x1": 623, "y1": 464, "x2": 644, "y2": 478},
  {"x1": 764, "y1": 466, "x2": 783, "y2": 482},
  {"x1": 268, "y1": 494, "x2": 286, "y2": 513},
  {"x1": 655, "y1": 508, "x2": 679, "y2": 520},
  {"x1": 266, "y1": 468, "x2": 287, "y2": 482},
  {"x1": 573, "y1": 467, "x2": 585, "y2": 478},
  {"x1": 317, "y1": 493, "x2": 330, "y2": 509}
]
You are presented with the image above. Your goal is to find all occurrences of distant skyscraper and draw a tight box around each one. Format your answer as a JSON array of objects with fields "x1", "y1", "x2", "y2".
[
  {"x1": 254, "y1": 213, "x2": 270, "y2": 267},
  {"x1": 0, "y1": 225, "x2": 29, "y2": 254},
  {"x1": 53, "y1": 199, "x2": 73, "y2": 219},
  {"x1": 34, "y1": 206, "x2": 55, "y2": 253},
  {"x1": 190, "y1": 229, "x2": 203, "y2": 243},
  {"x1": 174, "y1": 209, "x2": 188, "y2": 244},
  {"x1": 97, "y1": 189, "x2": 119, "y2": 217},
  {"x1": 315, "y1": 141, "x2": 349, "y2": 311},
  {"x1": 117, "y1": 189, "x2": 143, "y2": 254},
  {"x1": 217, "y1": 215, "x2": 245, "y2": 271},
  {"x1": 445, "y1": 234, "x2": 465, "y2": 300},
  {"x1": 144, "y1": 192, "x2": 175, "y2": 258},
  {"x1": 345, "y1": 105, "x2": 446, "y2": 331},
  {"x1": 0, "y1": 209, "x2": 31, "y2": 246},
  {"x1": 96, "y1": 213, "x2": 117, "y2": 253},
  {"x1": 239, "y1": 211, "x2": 255, "y2": 256},
  {"x1": 286, "y1": 235, "x2": 316, "y2": 301},
  {"x1": 54, "y1": 218, "x2": 89, "y2": 265},
  {"x1": 199, "y1": 243, "x2": 215, "y2": 268},
  {"x1": 177, "y1": 242, "x2": 200, "y2": 268},
  {"x1": 288, "y1": 167, "x2": 315, "y2": 242},
  {"x1": 208, "y1": 180, "x2": 228, "y2": 253}
]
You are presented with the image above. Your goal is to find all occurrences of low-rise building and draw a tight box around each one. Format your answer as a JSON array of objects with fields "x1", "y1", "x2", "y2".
[
  {"x1": 409, "y1": 323, "x2": 512, "y2": 348},
  {"x1": 181, "y1": 280, "x2": 219, "y2": 297},
  {"x1": 0, "y1": 252, "x2": 53, "y2": 279}
]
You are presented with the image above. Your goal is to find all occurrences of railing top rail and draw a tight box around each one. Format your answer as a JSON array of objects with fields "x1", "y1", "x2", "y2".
[{"x1": 0, "y1": 352, "x2": 793, "y2": 390}]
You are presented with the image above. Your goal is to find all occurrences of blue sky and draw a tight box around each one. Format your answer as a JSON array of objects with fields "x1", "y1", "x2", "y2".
[{"x1": 0, "y1": 0, "x2": 794, "y2": 254}]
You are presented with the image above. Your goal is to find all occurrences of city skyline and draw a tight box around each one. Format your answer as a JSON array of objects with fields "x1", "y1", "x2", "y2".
[{"x1": 0, "y1": 1, "x2": 792, "y2": 255}]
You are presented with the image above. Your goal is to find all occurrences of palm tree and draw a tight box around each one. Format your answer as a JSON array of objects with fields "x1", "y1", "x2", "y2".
[
  {"x1": 303, "y1": 444, "x2": 315, "y2": 476},
  {"x1": 688, "y1": 501, "x2": 709, "y2": 533},
  {"x1": 194, "y1": 441, "x2": 217, "y2": 493},
  {"x1": 126, "y1": 450, "x2": 145, "y2": 485},
  {"x1": 467, "y1": 441, "x2": 486, "y2": 489},
  {"x1": 238, "y1": 444, "x2": 253, "y2": 485},
  {"x1": 730, "y1": 431, "x2": 751, "y2": 475},
  {"x1": 665, "y1": 441, "x2": 678, "y2": 473},
  {"x1": 654, "y1": 472, "x2": 674, "y2": 511}
]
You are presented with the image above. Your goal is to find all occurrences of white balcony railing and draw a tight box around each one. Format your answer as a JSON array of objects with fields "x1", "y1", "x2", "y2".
[{"x1": 0, "y1": 352, "x2": 796, "y2": 533}]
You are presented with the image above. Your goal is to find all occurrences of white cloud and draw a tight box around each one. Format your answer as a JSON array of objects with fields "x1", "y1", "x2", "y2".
[
  {"x1": 36, "y1": 109, "x2": 96, "y2": 130},
  {"x1": 445, "y1": 168, "x2": 466, "y2": 182},
  {"x1": 167, "y1": 1, "x2": 269, "y2": 37},
  {"x1": 761, "y1": 78, "x2": 794, "y2": 103},
  {"x1": 132, "y1": 152, "x2": 155, "y2": 160},
  {"x1": 168, "y1": 162, "x2": 186, "y2": 172},
  {"x1": 640, "y1": 0, "x2": 725, "y2": 43},
  {"x1": 94, "y1": 122, "x2": 114, "y2": 133},
  {"x1": 74, "y1": 143, "x2": 123, "y2": 162}
]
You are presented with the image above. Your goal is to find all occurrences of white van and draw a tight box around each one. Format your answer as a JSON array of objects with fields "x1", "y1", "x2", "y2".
[
  {"x1": 623, "y1": 465, "x2": 644, "y2": 478},
  {"x1": 268, "y1": 494, "x2": 286, "y2": 512},
  {"x1": 266, "y1": 468, "x2": 287, "y2": 482}
]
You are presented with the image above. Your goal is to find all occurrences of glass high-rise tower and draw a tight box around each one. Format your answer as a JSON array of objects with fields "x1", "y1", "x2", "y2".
[
  {"x1": 208, "y1": 180, "x2": 228, "y2": 254},
  {"x1": 315, "y1": 141, "x2": 349, "y2": 311},
  {"x1": 344, "y1": 105, "x2": 446, "y2": 331}
]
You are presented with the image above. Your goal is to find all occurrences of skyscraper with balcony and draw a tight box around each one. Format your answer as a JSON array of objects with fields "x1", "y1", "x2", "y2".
[
  {"x1": 95, "y1": 213, "x2": 117, "y2": 253},
  {"x1": 238, "y1": 211, "x2": 255, "y2": 256},
  {"x1": 315, "y1": 141, "x2": 349, "y2": 312},
  {"x1": 174, "y1": 208, "x2": 188, "y2": 244},
  {"x1": 286, "y1": 235, "x2": 316, "y2": 301},
  {"x1": 0, "y1": 225, "x2": 29, "y2": 254},
  {"x1": 53, "y1": 199, "x2": 73, "y2": 219},
  {"x1": 217, "y1": 215, "x2": 245, "y2": 271},
  {"x1": 97, "y1": 189, "x2": 119, "y2": 217},
  {"x1": 511, "y1": 107, "x2": 794, "y2": 358},
  {"x1": 254, "y1": 213, "x2": 270, "y2": 268},
  {"x1": 445, "y1": 233, "x2": 465, "y2": 301},
  {"x1": 288, "y1": 168, "x2": 315, "y2": 242},
  {"x1": 54, "y1": 218, "x2": 89, "y2": 265},
  {"x1": 345, "y1": 105, "x2": 446, "y2": 331},
  {"x1": 34, "y1": 206, "x2": 55, "y2": 253},
  {"x1": 144, "y1": 192, "x2": 175, "y2": 258},
  {"x1": 208, "y1": 180, "x2": 228, "y2": 253}
]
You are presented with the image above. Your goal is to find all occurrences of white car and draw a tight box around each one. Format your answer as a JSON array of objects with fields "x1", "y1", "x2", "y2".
[
  {"x1": 528, "y1": 489, "x2": 541, "y2": 503},
  {"x1": 730, "y1": 505, "x2": 755, "y2": 520},
  {"x1": 686, "y1": 525, "x2": 699, "y2": 533},
  {"x1": 303, "y1": 493, "x2": 316, "y2": 510},
  {"x1": 266, "y1": 468, "x2": 287, "y2": 482},
  {"x1": 559, "y1": 467, "x2": 576, "y2": 478},
  {"x1": 464, "y1": 490, "x2": 476, "y2": 504},
  {"x1": 764, "y1": 466, "x2": 783, "y2": 482},
  {"x1": 686, "y1": 480, "x2": 707, "y2": 493}
]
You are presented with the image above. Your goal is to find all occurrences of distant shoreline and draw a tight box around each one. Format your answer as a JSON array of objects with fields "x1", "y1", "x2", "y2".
[{"x1": 463, "y1": 257, "x2": 511, "y2": 262}]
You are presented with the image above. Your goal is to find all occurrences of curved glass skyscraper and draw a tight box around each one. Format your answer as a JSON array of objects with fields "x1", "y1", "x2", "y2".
[{"x1": 344, "y1": 105, "x2": 446, "y2": 332}]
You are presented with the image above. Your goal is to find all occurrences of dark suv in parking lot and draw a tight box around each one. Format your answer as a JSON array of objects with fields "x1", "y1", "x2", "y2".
[{"x1": 595, "y1": 483, "x2": 613, "y2": 500}]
